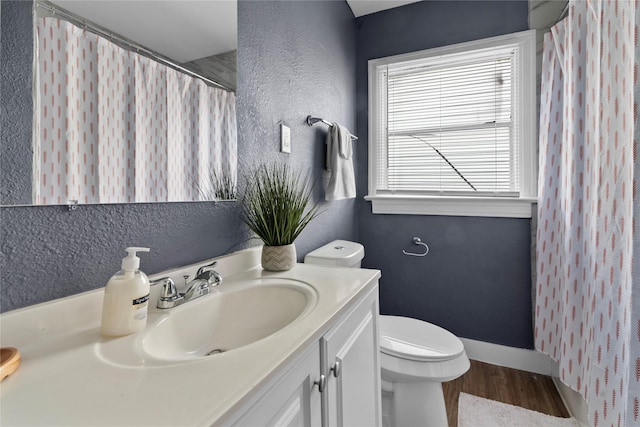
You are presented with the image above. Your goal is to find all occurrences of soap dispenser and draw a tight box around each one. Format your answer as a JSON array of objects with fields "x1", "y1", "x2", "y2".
[{"x1": 101, "y1": 247, "x2": 151, "y2": 337}]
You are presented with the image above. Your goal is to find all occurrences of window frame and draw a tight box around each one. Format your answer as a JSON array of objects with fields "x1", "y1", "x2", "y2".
[{"x1": 366, "y1": 30, "x2": 537, "y2": 218}]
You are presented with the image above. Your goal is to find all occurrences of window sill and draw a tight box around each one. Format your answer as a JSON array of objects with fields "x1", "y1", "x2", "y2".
[{"x1": 364, "y1": 195, "x2": 537, "y2": 218}]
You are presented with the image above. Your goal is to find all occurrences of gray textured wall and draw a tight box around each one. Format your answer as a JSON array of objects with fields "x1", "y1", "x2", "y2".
[
  {"x1": 1, "y1": 0, "x2": 32, "y2": 205},
  {"x1": 237, "y1": 0, "x2": 358, "y2": 259},
  {"x1": 355, "y1": 1, "x2": 535, "y2": 348},
  {"x1": 0, "y1": 0, "x2": 357, "y2": 312}
]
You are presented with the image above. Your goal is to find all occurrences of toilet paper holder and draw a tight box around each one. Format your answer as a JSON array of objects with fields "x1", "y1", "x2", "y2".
[{"x1": 402, "y1": 237, "x2": 429, "y2": 257}]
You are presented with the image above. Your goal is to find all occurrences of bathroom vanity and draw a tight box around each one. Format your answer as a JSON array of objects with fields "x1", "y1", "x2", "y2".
[
  {"x1": 0, "y1": 247, "x2": 381, "y2": 426},
  {"x1": 230, "y1": 279, "x2": 379, "y2": 426}
]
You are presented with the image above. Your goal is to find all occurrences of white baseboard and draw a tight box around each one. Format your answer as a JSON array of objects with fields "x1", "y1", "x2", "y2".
[
  {"x1": 552, "y1": 377, "x2": 590, "y2": 427},
  {"x1": 460, "y1": 338, "x2": 556, "y2": 375},
  {"x1": 460, "y1": 338, "x2": 589, "y2": 425}
]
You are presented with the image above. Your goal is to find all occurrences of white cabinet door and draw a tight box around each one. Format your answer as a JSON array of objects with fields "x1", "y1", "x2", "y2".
[
  {"x1": 321, "y1": 288, "x2": 381, "y2": 427},
  {"x1": 230, "y1": 343, "x2": 322, "y2": 427}
]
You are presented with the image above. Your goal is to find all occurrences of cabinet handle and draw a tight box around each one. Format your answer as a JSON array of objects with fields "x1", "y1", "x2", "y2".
[
  {"x1": 330, "y1": 360, "x2": 342, "y2": 378},
  {"x1": 314, "y1": 374, "x2": 327, "y2": 393}
]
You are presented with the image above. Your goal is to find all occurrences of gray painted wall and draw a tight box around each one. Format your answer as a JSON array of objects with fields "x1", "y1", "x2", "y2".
[
  {"x1": 237, "y1": 0, "x2": 358, "y2": 259},
  {"x1": 1, "y1": 0, "x2": 32, "y2": 205},
  {"x1": 0, "y1": 0, "x2": 357, "y2": 312},
  {"x1": 355, "y1": 1, "x2": 535, "y2": 348}
]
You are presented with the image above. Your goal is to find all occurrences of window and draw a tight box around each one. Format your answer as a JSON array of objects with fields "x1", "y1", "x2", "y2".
[{"x1": 367, "y1": 30, "x2": 537, "y2": 218}]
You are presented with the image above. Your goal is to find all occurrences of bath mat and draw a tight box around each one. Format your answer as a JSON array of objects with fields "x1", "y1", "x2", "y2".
[{"x1": 457, "y1": 392, "x2": 579, "y2": 427}]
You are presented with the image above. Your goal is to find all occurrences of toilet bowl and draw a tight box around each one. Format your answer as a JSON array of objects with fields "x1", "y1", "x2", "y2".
[
  {"x1": 379, "y1": 315, "x2": 470, "y2": 426},
  {"x1": 305, "y1": 240, "x2": 470, "y2": 427}
]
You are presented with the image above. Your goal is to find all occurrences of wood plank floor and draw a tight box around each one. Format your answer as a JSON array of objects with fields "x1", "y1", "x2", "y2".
[{"x1": 442, "y1": 360, "x2": 571, "y2": 427}]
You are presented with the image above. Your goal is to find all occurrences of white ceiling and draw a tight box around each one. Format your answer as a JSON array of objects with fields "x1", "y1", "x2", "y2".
[
  {"x1": 50, "y1": 1, "x2": 237, "y2": 63},
  {"x1": 346, "y1": 0, "x2": 422, "y2": 17}
]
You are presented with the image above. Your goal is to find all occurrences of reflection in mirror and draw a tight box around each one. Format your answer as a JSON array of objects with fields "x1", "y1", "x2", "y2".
[{"x1": 1, "y1": 0, "x2": 237, "y2": 206}]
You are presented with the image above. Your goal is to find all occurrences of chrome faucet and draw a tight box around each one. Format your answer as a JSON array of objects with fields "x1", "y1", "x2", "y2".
[{"x1": 153, "y1": 261, "x2": 222, "y2": 309}]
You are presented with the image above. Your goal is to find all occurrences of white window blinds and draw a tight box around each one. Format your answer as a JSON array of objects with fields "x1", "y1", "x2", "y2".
[{"x1": 373, "y1": 44, "x2": 521, "y2": 197}]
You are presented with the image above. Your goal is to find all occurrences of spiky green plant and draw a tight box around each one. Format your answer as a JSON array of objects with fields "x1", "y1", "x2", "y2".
[
  {"x1": 211, "y1": 169, "x2": 237, "y2": 200},
  {"x1": 194, "y1": 168, "x2": 237, "y2": 201},
  {"x1": 242, "y1": 163, "x2": 320, "y2": 246}
]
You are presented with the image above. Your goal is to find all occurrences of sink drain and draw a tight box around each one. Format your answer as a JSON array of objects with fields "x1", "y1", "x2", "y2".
[{"x1": 205, "y1": 348, "x2": 226, "y2": 356}]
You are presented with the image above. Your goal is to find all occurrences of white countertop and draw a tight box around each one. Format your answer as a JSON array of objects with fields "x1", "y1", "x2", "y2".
[{"x1": 0, "y1": 247, "x2": 380, "y2": 426}]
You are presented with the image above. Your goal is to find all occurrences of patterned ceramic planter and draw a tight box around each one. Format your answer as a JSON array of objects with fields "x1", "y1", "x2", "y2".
[{"x1": 261, "y1": 244, "x2": 297, "y2": 271}]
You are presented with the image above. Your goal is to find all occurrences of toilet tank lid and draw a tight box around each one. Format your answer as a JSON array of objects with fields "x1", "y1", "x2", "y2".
[{"x1": 304, "y1": 240, "x2": 364, "y2": 266}]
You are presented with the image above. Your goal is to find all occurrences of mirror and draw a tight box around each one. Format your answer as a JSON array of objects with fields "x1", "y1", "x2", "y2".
[{"x1": 0, "y1": 0, "x2": 237, "y2": 206}]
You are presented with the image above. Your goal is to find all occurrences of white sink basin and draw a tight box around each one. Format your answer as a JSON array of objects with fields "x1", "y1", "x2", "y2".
[
  {"x1": 96, "y1": 277, "x2": 318, "y2": 367},
  {"x1": 141, "y1": 278, "x2": 317, "y2": 362}
]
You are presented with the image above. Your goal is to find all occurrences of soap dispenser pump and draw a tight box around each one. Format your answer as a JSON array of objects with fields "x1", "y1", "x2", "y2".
[{"x1": 101, "y1": 247, "x2": 151, "y2": 337}]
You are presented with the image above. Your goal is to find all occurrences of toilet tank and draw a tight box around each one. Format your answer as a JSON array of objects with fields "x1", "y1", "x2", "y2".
[{"x1": 304, "y1": 240, "x2": 365, "y2": 268}]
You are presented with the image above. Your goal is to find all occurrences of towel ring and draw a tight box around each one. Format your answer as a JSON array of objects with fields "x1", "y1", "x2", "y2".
[{"x1": 402, "y1": 237, "x2": 429, "y2": 257}]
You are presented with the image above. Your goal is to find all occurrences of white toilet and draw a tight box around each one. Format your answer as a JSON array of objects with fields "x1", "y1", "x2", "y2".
[{"x1": 305, "y1": 240, "x2": 470, "y2": 427}]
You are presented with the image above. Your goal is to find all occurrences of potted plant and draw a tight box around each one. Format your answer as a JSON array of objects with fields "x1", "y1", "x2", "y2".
[{"x1": 242, "y1": 163, "x2": 321, "y2": 271}]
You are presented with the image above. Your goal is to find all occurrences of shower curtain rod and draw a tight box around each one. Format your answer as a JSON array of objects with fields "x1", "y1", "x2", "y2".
[
  {"x1": 34, "y1": 0, "x2": 233, "y2": 92},
  {"x1": 306, "y1": 115, "x2": 358, "y2": 140}
]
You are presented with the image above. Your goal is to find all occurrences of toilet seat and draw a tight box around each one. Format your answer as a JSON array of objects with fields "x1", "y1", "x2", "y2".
[
  {"x1": 379, "y1": 315, "x2": 470, "y2": 426},
  {"x1": 379, "y1": 315, "x2": 464, "y2": 362}
]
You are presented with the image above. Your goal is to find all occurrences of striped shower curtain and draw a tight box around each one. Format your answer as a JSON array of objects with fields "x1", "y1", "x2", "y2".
[{"x1": 536, "y1": 1, "x2": 639, "y2": 426}]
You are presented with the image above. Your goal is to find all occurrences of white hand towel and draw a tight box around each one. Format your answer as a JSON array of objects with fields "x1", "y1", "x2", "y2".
[{"x1": 324, "y1": 123, "x2": 356, "y2": 201}]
